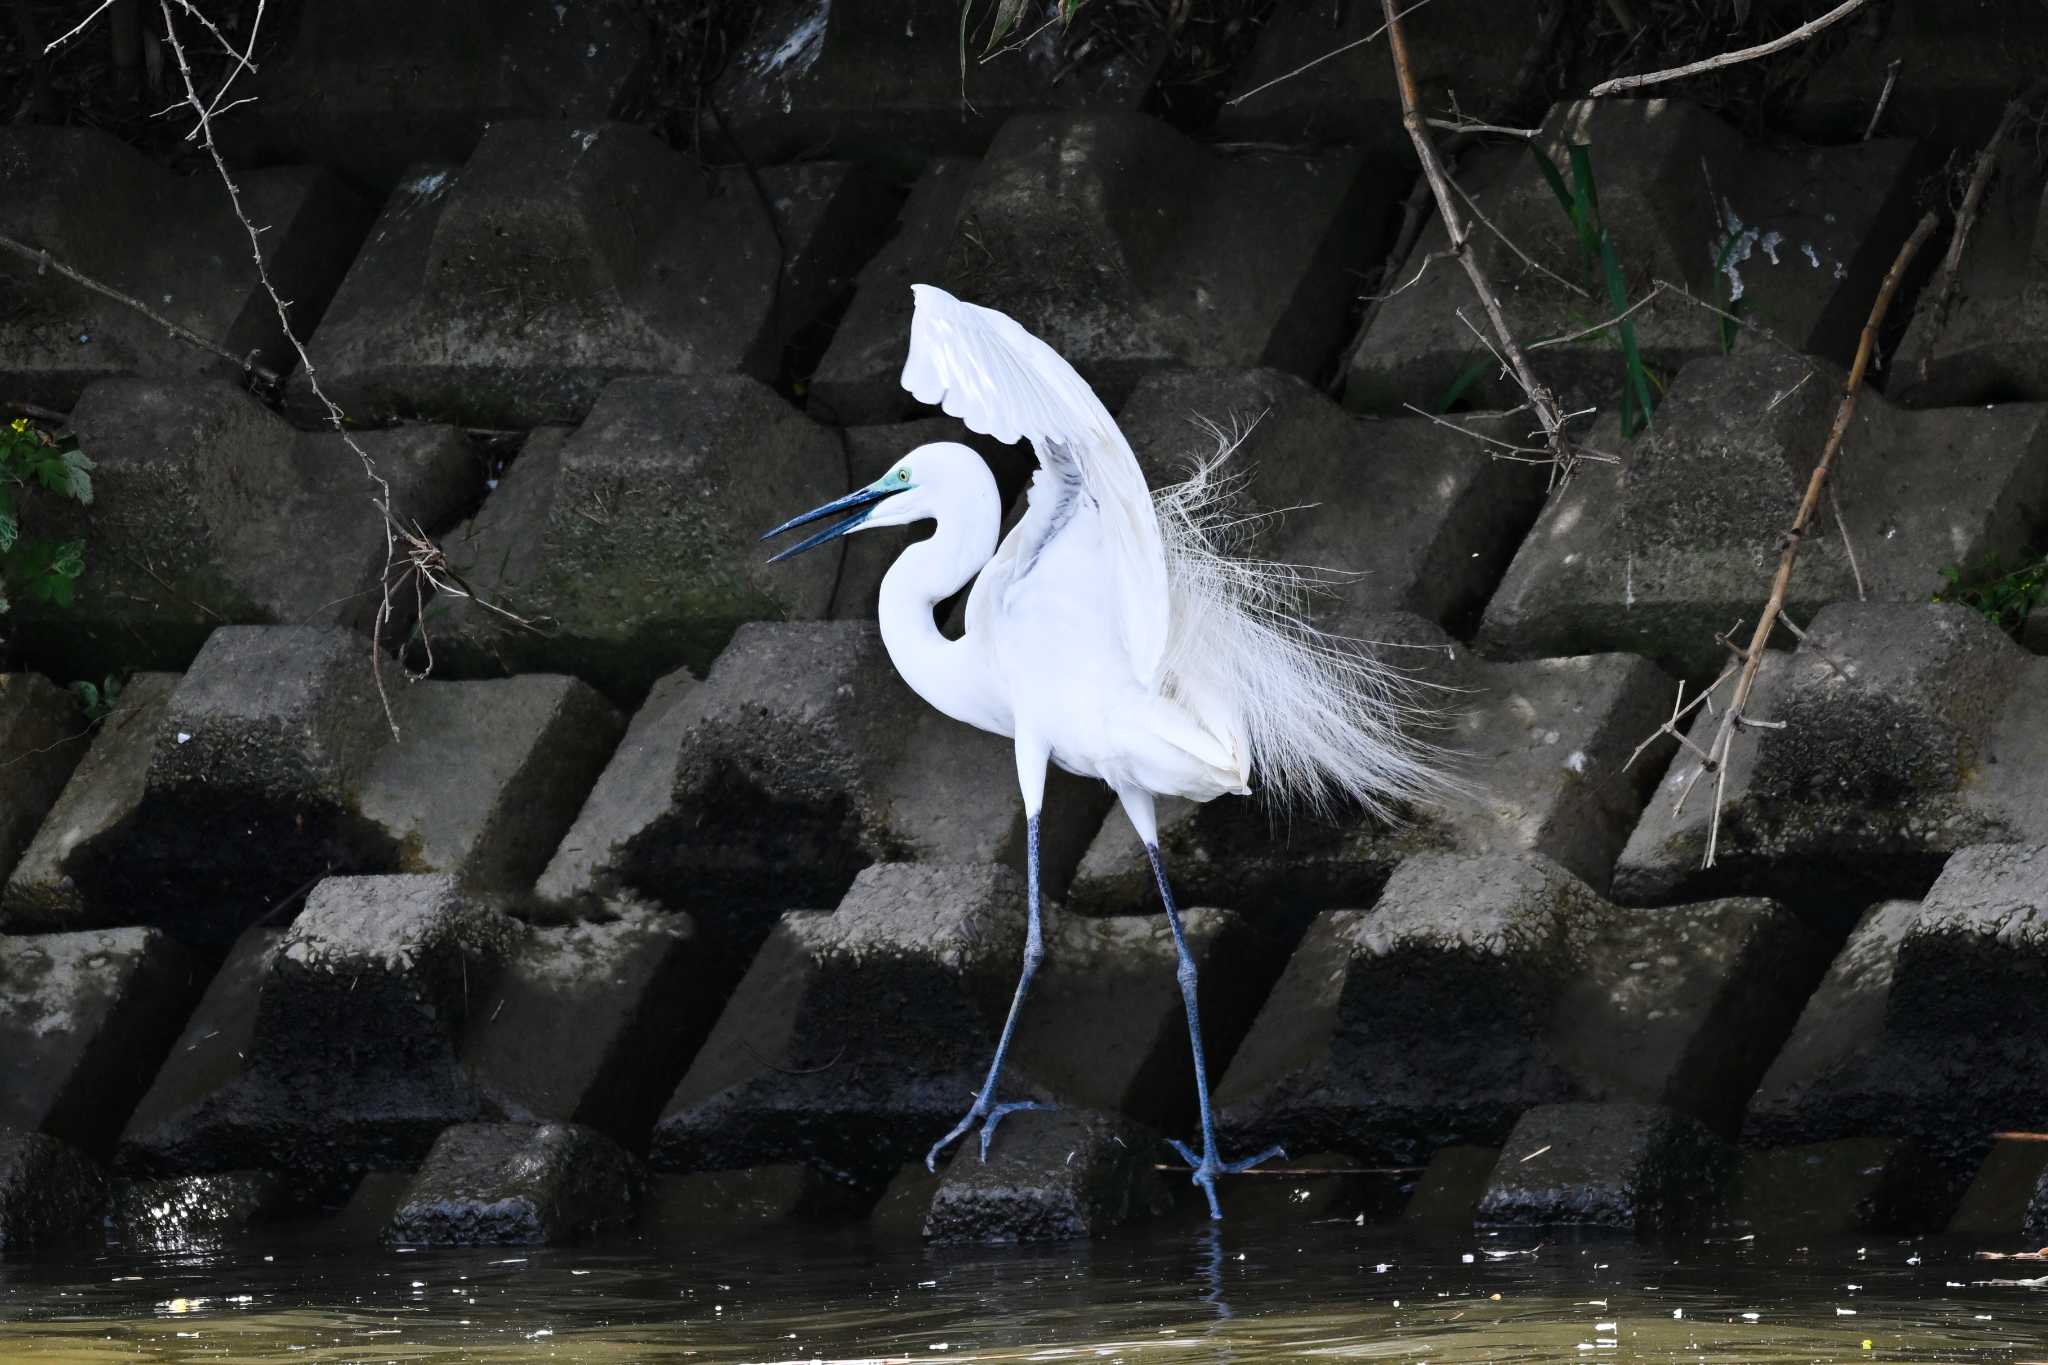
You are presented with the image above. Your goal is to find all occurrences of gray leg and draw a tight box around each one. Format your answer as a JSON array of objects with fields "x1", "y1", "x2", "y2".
[
  {"x1": 924, "y1": 811, "x2": 1046, "y2": 1170},
  {"x1": 1146, "y1": 841, "x2": 1285, "y2": 1219}
]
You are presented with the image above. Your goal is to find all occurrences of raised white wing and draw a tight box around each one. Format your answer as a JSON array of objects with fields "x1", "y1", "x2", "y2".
[{"x1": 900, "y1": 283, "x2": 1170, "y2": 686}]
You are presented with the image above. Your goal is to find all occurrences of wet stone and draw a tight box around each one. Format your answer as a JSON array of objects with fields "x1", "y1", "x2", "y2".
[
  {"x1": 925, "y1": 1108, "x2": 1165, "y2": 1244},
  {"x1": 1725, "y1": 1138, "x2": 1944, "y2": 1236},
  {"x1": 420, "y1": 378, "x2": 844, "y2": 700},
  {"x1": 0, "y1": 1127, "x2": 107, "y2": 1257},
  {"x1": 812, "y1": 112, "x2": 1387, "y2": 422},
  {"x1": 3, "y1": 626, "x2": 621, "y2": 945},
  {"x1": 1612, "y1": 605, "x2": 2048, "y2": 906},
  {"x1": 120, "y1": 877, "x2": 523, "y2": 1181},
  {"x1": 1213, "y1": 854, "x2": 1820, "y2": 1167},
  {"x1": 0, "y1": 927, "x2": 200, "y2": 1156},
  {"x1": 708, "y1": 0, "x2": 1161, "y2": 172},
  {"x1": 1747, "y1": 850, "x2": 2048, "y2": 1182},
  {"x1": 648, "y1": 1165, "x2": 859, "y2": 1237},
  {"x1": 1474, "y1": 1102, "x2": 1732, "y2": 1234},
  {"x1": 1069, "y1": 614, "x2": 1677, "y2": 913},
  {"x1": 1948, "y1": 1139, "x2": 2048, "y2": 1239},
  {"x1": 218, "y1": 0, "x2": 649, "y2": 192},
  {"x1": 10, "y1": 377, "x2": 480, "y2": 682},
  {"x1": 1115, "y1": 369, "x2": 1550, "y2": 636},
  {"x1": 110, "y1": 1171, "x2": 292, "y2": 1253},
  {"x1": 1479, "y1": 351, "x2": 2048, "y2": 680},
  {"x1": 385, "y1": 1122, "x2": 638, "y2": 1247},
  {"x1": 1400, "y1": 1145, "x2": 1502, "y2": 1228},
  {"x1": 1343, "y1": 99, "x2": 1924, "y2": 417},
  {"x1": 654, "y1": 863, "x2": 1038, "y2": 1182},
  {"x1": 0, "y1": 675, "x2": 86, "y2": 886},
  {"x1": 290, "y1": 120, "x2": 849, "y2": 427},
  {"x1": 0, "y1": 126, "x2": 368, "y2": 408},
  {"x1": 1895, "y1": 145, "x2": 2048, "y2": 407},
  {"x1": 534, "y1": 625, "x2": 1109, "y2": 968},
  {"x1": 461, "y1": 907, "x2": 703, "y2": 1143}
]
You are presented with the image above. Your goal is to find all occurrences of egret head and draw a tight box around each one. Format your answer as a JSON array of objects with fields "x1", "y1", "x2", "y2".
[{"x1": 761, "y1": 442, "x2": 978, "y2": 562}]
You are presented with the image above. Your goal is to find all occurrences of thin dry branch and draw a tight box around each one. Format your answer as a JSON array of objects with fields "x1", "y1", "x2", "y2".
[
  {"x1": 1909, "y1": 78, "x2": 2048, "y2": 384},
  {"x1": 1380, "y1": 0, "x2": 1576, "y2": 481},
  {"x1": 0, "y1": 232, "x2": 283, "y2": 388},
  {"x1": 1588, "y1": 0, "x2": 1873, "y2": 96},
  {"x1": 1224, "y1": 0, "x2": 1444, "y2": 109},
  {"x1": 1695, "y1": 210, "x2": 1938, "y2": 868},
  {"x1": 1861, "y1": 59, "x2": 1902, "y2": 141}
]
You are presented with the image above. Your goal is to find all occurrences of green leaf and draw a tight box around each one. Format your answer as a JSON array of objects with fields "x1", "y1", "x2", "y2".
[
  {"x1": 1434, "y1": 354, "x2": 1493, "y2": 414},
  {"x1": 1596, "y1": 228, "x2": 1657, "y2": 437},
  {"x1": 58, "y1": 448, "x2": 93, "y2": 505},
  {"x1": 46, "y1": 575, "x2": 72, "y2": 608},
  {"x1": 1529, "y1": 144, "x2": 1575, "y2": 220},
  {"x1": 0, "y1": 486, "x2": 14, "y2": 553},
  {"x1": 50, "y1": 538, "x2": 85, "y2": 580},
  {"x1": 981, "y1": 0, "x2": 1033, "y2": 51}
]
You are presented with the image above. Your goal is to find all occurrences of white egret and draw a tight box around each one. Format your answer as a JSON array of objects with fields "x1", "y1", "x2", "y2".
[{"x1": 763, "y1": 284, "x2": 1441, "y2": 1219}]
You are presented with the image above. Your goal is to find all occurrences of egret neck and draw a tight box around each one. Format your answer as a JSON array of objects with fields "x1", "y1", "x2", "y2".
[{"x1": 876, "y1": 457, "x2": 1007, "y2": 737}]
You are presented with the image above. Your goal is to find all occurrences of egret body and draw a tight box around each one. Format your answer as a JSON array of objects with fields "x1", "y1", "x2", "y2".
[{"x1": 765, "y1": 285, "x2": 1438, "y2": 1218}]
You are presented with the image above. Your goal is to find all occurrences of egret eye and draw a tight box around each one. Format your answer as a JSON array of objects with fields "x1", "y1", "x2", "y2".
[{"x1": 896, "y1": 467, "x2": 912, "y2": 483}]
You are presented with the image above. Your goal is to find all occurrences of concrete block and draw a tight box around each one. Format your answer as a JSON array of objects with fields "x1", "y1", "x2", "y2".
[
  {"x1": 0, "y1": 675, "x2": 86, "y2": 886},
  {"x1": 1614, "y1": 606, "x2": 2048, "y2": 905},
  {"x1": 1213, "y1": 854, "x2": 1821, "y2": 1166},
  {"x1": 0, "y1": 927, "x2": 200, "y2": 1155},
  {"x1": 1116, "y1": 369, "x2": 1550, "y2": 635},
  {"x1": 1786, "y1": 0, "x2": 2047, "y2": 143},
  {"x1": 461, "y1": 907, "x2": 703, "y2": 1142},
  {"x1": 1475, "y1": 1102, "x2": 1731, "y2": 1233},
  {"x1": 4, "y1": 627, "x2": 621, "y2": 944},
  {"x1": 418, "y1": 377, "x2": 844, "y2": 699},
  {"x1": 1948, "y1": 1139, "x2": 2048, "y2": 1240},
  {"x1": 121, "y1": 877, "x2": 523, "y2": 1181},
  {"x1": 1748, "y1": 851, "x2": 2048, "y2": 1184},
  {"x1": 1344, "y1": 100, "x2": 1924, "y2": 417},
  {"x1": 1216, "y1": 2, "x2": 1536, "y2": 151},
  {"x1": 385, "y1": 1121, "x2": 638, "y2": 1246},
  {"x1": 0, "y1": 1127, "x2": 106, "y2": 1256},
  {"x1": 709, "y1": 0, "x2": 1161, "y2": 171},
  {"x1": 812, "y1": 112, "x2": 1387, "y2": 421},
  {"x1": 219, "y1": 0, "x2": 649, "y2": 192},
  {"x1": 12, "y1": 377, "x2": 479, "y2": 681},
  {"x1": 1725, "y1": 1138, "x2": 1943, "y2": 1235},
  {"x1": 290, "y1": 120, "x2": 857, "y2": 426},
  {"x1": 110, "y1": 1171, "x2": 291, "y2": 1253},
  {"x1": 533, "y1": 626, "x2": 1110, "y2": 969},
  {"x1": 924, "y1": 1108, "x2": 1165, "y2": 1243},
  {"x1": 1480, "y1": 351, "x2": 2048, "y2": 679},
  {"x1": 0, "y1": 127, "x2": 368, "y2": 407},
  {"x1": 648, "y1": 1165, "x2": 857, "y2": 1237},
  {"x1": 1069, "y1": 615, "x2": 1677, "y2": 912},
  {"x1": 1896, "y1": 150, "x2": 2048, "y2": 406},
  {"x1": 656, "y1": 863, "x2": 1118, "y2": 1182}
]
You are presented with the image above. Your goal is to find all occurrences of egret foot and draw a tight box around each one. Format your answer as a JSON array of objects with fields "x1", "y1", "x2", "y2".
[
  {"x1": 925, "y1": 1098, "x2": 1049, "y2": 1170},
  {"x1": 1168, "y1": 1137, "x2": 1287, "y2": 1220}
]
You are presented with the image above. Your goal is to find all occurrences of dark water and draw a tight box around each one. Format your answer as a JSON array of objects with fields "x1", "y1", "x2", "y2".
[{"x1": 4, "y1": 1222, "x2": 2045, "y2": 1363}]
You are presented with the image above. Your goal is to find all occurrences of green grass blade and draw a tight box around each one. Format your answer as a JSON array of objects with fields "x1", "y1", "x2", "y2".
[
  {"x1": 1434, "y1": 355, "x2": 1493, "y2": 414},
  {"x1": 1597, "y1": 227, "x2": 1656, "y2": 435}
]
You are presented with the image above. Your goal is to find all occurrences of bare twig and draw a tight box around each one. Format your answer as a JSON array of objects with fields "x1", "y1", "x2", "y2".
[
  {"x1": 1861, "y1": 59, "x2": 1901, "y2": 141},
  {"x1": 1525, "y1": 282, "x2": 1667, "y2": 350},
  {"x1": 1224, "y1": 0, "x2": 1443, "y2": 109},
  {"x1": 0, "y1": 232, "x2": 282, "y2": 387},
  {"x1": 1, "y1": 400, "x2": 69, "y2": 425},
  {"x1": 1399, "y1": 403, "x2": 1620, "y2": 465},
  {"x1": 1447, "y1": 177, "x2": 1589, "y2": 299},
  {"x1": 1828, "y1": 480, "x2": 1865, "y2": 600},
  {"x1": 1909, "y1": 78, "x2": 2048, "y2": 384},
  {"x1": 1588, "y1": 0, "x2": 1873, "y2": 97},
  {"x1": 1381, "y1": 0, "x2": 1575, "y2": 481},
  {"x1": 1425, "y1": 117, "x2": 1541, "y2": 139},
  {"x1": 1697, "y1": 210, "x2": 1938, "y2": 868}
]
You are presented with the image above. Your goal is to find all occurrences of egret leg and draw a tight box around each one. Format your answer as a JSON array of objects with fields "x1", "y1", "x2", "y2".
[
  {"x1": 1146, "y1": 842, "x2": 1286, "y2": 1220},
  {"x1": 924, "y1": 809, "x2": 1047, "y2": 1170}
]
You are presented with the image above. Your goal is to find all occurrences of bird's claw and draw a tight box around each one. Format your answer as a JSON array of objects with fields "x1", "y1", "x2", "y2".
[
  {"x1": 1169, "y1": 1137, "x2": 1287, "y2": 1218},
  {"x1": 925, "y1": 1098, "x2": 1050, "y2": 1171}
]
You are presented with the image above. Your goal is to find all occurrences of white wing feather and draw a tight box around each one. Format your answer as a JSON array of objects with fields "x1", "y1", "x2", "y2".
[{"x1": 900, "y1": 283, "x2": 1171, "y2": 686}]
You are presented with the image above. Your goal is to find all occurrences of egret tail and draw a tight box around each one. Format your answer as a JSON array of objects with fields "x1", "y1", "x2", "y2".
[{"x1": 1151, "y1": 430, "x2": 1451, "y2": 823}]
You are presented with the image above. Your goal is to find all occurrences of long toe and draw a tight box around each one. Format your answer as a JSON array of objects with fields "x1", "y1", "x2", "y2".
[
  {"x1": 1221, "y1": 1144, "x2": 1286, "y2": 1175},
  {"x1": 926, "y1": 1108, "x2": 984, "y2": 1172},
  {"x1": 977, "y1": 1099, "x2": 1047, "y2": 1161}
]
